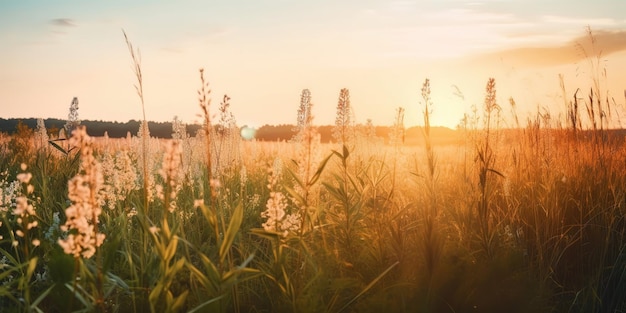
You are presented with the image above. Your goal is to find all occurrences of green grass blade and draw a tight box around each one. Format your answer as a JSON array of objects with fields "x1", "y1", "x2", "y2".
[
  {"x1": 187, "y1": 294, "x2": 226, "y2": 313},
  {"x1": 219, "y1": 201, "x2": 243, "y2": 264},
  {"x1": 48, "y1": 139, "x2": 68, "y2": 155},
  {"x1": 30, "y1": 283, "x2": 55, "y2": 310},
  {"x1": 337, "y1": 261, "x2": 399, "y2": 313}
]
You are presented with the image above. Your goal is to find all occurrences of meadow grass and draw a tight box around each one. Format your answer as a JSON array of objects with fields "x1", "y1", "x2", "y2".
[
  {"x1": 0, "y1": 35, "x2": 625, "y2": 312},
  {"x1": 1, "y1": 114, "x2": 625, "y2": 312}
]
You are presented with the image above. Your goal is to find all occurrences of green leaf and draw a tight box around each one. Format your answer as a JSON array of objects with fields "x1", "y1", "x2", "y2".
[
  {"x1": 30, "y1": 284, "x2": 55, "y2": 310},
  {"x1": 0, "y1": 247, "x2": 20, "y2": 267},
  {"x1": 222, "y1": 267, "x2": 262, "y2": 287},
  {"x1": 283, "y1": 185, "x2": 305, "y2": 206},
  {"x1": 65, "y1": 283, "x2": 93, "y2": 310},
  {"x1": 0, "y1": 287, "x2": 18, "y2": 306},
  {"x1": 48, "y1": 140, "x2": 68, "y2": 155},
  {"x1": 199, "y1": 203, "x2": 219, "y2": 233},
  {"x1": 21, "y1": 257, "x2": 38, "y2": 290},
  {"x1": 238, "y1": 252, "x2": 256, "y2": 269},
  {"x1": 250, "y1": 228, "x2": 283, "y2": 241},
  {"x1": 0, "y1": 266, "x2": 18, "y2": 281},
  {"x1": 165, "y1": 290, "x2": 174, "y2": 309},
  {"x1": 219, "y1": 201, "x2": 243, "y2": 264},
  {"x1": 104, "y1": 272, "x2": 130, "y2": 298},
  {"x1": 171, "y1": 290, "x2": 189, "y2": 312},
  {"x1": 149, "y1": 282, "x2": 164, "y2": 307},
  {"x1": 171, "y1": 258, "x2": 186, "y2": 275},
  {"x1": 221, "y1": 253, "x2": 260, "y2": 285},
  {"x1": 337, "y1": 261, "x2": 399, "y2": 313},
  {"x1": 308, "y1": 152, "x2": 334, "y2": 186},
  {"x1": 187, "y1": 294, "x2": 226, "y2": 313},
  {"x1": 164, "y1": 236, "x2": 179, "y2": 262},
  {"x1": 26, "y1": 257, "x2": 38, "y2": 278},
  {"x1": 187, "y1": 262, "x2": 210, "y2": 289},
  {"x1": 103, "y1": 220, "x2": 123, "y2": 272},
  {"x1": 285, "y1": 166, "x2": 305, "y2": 189},
  {"x1": 199, "y1": 253, "x2": 221, "y2": 289}
]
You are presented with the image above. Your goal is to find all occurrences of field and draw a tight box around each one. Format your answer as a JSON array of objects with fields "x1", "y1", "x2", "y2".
[{"x1": 1, "y1": 63, "x2": 626, "y2": 312}]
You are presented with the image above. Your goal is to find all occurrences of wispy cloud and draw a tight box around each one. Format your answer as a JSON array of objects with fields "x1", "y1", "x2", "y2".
[
  {"x1": 541, "y1": 15, "x2": 619, "y2": 26},
  {"x1": 50, "y1": 18, "x2": 76, "y2": 27},
  {"x1": 354, "y1": 6, "x2": 531, "y2": 60},
  {"x1": 576, "y1": 29, "x2": 626, "y2": 56},
  {"x1": 470, "y1": 29, "x2": 626, "y2": 67}
]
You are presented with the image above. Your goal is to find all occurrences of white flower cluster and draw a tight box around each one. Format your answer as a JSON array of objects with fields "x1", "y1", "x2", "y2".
[
  {"x1": 44, "y1": 212, "x2": 61, "y2": 244},
  {"x1": 102, "y1": 149, "x2": 138, "y2": 210},
  {"x1": 156, "y1": 140, "x2": 183, "y2": 213},
  {"x1": 58, "y1": 127, "x2": 106, "y2": 259},
  {"x1": 0, "y1": 170, "x2": 19, "y2": 214},
  {"x1": 34, "y1": 118, "x2": 49, "y2": 152},
  {"x1": 172, "y1": 117, "x2": 197, "y2": 187},
  {"x1": 9, "y1": 164, "x2": 40, "y2": 247},
  {"x1": 294, "y1": 126, "x2": 322, "y2": 203},
  {"x1": 261, "y1": 165, "x2": 300, "y2": 237},
  {"x1": 133, "y1": 121, "x2": 159, "y2": 203}
]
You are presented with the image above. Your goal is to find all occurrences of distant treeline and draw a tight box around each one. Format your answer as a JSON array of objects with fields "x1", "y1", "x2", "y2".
[
  {"x1": 0, "y1": 118, "x2": 461, "y2": 144},
  {"x1": 0, "y1": 118, "x2": 201, "y2": 139}
]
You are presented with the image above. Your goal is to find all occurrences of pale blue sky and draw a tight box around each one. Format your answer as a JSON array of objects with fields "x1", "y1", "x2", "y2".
[{"x1": 2, "y1": 0, "x2": 626, "y2": 128}]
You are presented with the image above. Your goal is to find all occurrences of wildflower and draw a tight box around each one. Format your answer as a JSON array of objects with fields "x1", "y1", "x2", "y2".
[
  {"x1": 65, "y1": 97, "x2": 81, "y2": 133},
  {"x1": 27, "y1": 221, "x2": 38, "y2": 229},
  {"x1": 332, "y1": 88, "x2": 353, "y2": 145},
  {"x1": 101, "y1": 149, "x2": 139, "y2": 208},
  {"x1": 149, "y1": 226, "x2": 160, "y2": 235},
  {"x1": 32, "y1": 239, "x2": 40, "y2": 247},
  {"x1": 134, "y1": 121, "x2": 157, "y2": 203},
  {"x1": 8, "y1": 168, "x2": 41, "y2": 256},
  {"x1": 126, "y1": 207, "x2": 137, "y2": 218},
  {"x1": 158, "y1": 140, "x2": 182, "y2": 212},
  {"x1": 14, "y1": 196, "x2": 35, "y2": 217},
  {"x1": 210, "y1": 178, "x2": 221, "y2": 198},
  {"x1": 171, "y1": 116, "x2": 188, "y2": 141},
  {"x1": 248, "y1": 194, "x2": 261, "y2": 209},
  {"x1": 17, "y1": 173, "x2": 32, "y2": 184},
  {"x1": 280, "y1": 212, "x2": 301, "y2": 235},
  {"x1": 100, "y1": 151, "x2": 117, "y2": 208},
  {"x1": 261, "y1": 167, "x2": 300, "y2": 237},
  {"x1": 35, "y1": 118, "x2": 49, "y2": 151},
  {"x1": 1, "y1": 181, "x2": 20, "y2": 212},
  {"x1": 155, "y1": 185, "x2": 164, "y2": 201},
  {"x1": 210, "y1": 178, "x2": 221, "y2": 189},
  {"x1": 58, "y1": 126, "x2": 106, "y2": 259},
  {"x1": 44, "y1": 212, "x2": 61, "y2": 244}
]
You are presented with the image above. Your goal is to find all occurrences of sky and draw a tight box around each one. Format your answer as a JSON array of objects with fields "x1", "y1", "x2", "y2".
[{"x1": 1, "y1": 0, "x2": 626, "y2": 129}]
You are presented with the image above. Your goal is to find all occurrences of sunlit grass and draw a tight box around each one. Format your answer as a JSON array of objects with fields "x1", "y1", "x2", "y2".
[{"x1": 0, "y1": 30, "x2": 625, "y2": 313}]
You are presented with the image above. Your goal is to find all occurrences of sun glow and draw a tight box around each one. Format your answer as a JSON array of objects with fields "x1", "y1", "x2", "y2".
[{"x1": 1, "y1": 1, "x2": 625, "y2": 130}]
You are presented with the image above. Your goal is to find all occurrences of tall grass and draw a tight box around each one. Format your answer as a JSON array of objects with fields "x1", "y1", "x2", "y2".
[{"x1": 1, "y1": 29, "x2": 626, "y2": 313}]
